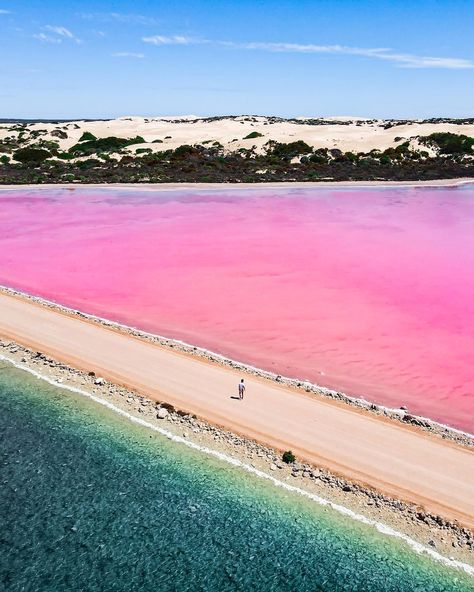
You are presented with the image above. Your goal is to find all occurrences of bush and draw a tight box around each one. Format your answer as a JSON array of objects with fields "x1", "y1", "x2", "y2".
[
  {"x1": 69, "y1": 136, "x2": 146, "y2": 156},
  {"x1": 420, "y1": 132, "x2": 474, "y2": 155},
  {"x1": 79, "y1": 131, "x2": 97, "y2": 142},
  {"x1": 282, "y1": 450, "x2": 295, "y2": 464},
  {"x1": 243, "y1": 131, "x2": 263, "y2": 139},
  {"x1": 270, "y1": 141, "x2": 313, "y2": 159},
  {"x1": 171, "y1": 145, "x2": 202, "y2": 159},
  {"x1": 0, "y1": 155, "x2": 10, "y2": 164},
  {"x1": 13, "y1": 147, "x2": 51, "y2": 164},
  {"x1": 309, "y1": 148, "x2": 329, "y2": 164}
]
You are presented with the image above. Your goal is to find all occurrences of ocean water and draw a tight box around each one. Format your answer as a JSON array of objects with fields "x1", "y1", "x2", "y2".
[
  {"x1": 0, "y1": 365, "x2": 473, "y2": 592},
  {"x1": 0, "y1": 186, "x2": 473, "y2": 432}
]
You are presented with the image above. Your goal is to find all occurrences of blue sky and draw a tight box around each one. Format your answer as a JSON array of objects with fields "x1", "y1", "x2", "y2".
[{"x1": 1, "y1": 0, "x2": 473, "y2": 118}]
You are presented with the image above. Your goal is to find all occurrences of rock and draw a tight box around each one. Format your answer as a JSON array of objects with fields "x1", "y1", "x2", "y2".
[
  {"x1": 400, "y1": 406, "x2": 408, "y2": 411},
  {"x1": 270, "y1": 463, "x2": 277, "y2": 471},
  {"x1": 157, "y1": 408, "x2": 169, "y2": 419},
  {"x1": 428, "y1": 540, "x2": 437, "y2": 548},
  {"x1": 94, "y1": 377, "x2": 105, "y2": 385}
]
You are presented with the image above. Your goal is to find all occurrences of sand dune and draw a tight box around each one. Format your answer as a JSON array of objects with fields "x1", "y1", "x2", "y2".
[
  {"x1": 2, "y1": 115, "x2": 474, "y2": 156},
  {"x1": 0, "y1": 291, "x2": 473, "y2": 528}
]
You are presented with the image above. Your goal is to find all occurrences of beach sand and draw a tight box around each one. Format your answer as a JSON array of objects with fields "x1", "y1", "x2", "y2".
[{"x1": 0, "y1": 290, "x2": 473, "y2": 530}]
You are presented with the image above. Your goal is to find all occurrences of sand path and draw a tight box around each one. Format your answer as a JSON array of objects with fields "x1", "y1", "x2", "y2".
[{"x1": 0, "y1": 292, "x2": 473, "y2": 527}]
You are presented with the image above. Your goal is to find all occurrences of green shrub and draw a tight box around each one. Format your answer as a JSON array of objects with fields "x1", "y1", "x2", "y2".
[
  {"x1": 69, "y1": 136, "x2": 146, "y2": 156},
  {"x1": 420, "y1": 132, "x2": 474, "y2": 155},
  {"x1": 136, "y1": 148, "x2": 152, "y2": 154},
  {"x1": 56, "y1": 152, "x2": 75, "y2": 160},
  {"x1": 309, "y1": 148, "x2": 329, "y2": 164},
  {"x1": 243, "y1": 131, "x2": 263, "y2": 139},
  {"x1": 171, "y1": 145, "x2": 202, "y2": 159},
  {"x1": 270, "y1": 141, "x2": 313, "y2": 159},
  {"x1": 0, "y1": 155, "x2": 10, "y2": 164},
  {"x1": 79, "y1": 131, "x2": 97, "y2": 142},
  {"x1": 13, "y1": 147, "x2": 51, "y2": 164},
  {"x1": 282, "y1": 450, "x2": 295, "y2": 464}
]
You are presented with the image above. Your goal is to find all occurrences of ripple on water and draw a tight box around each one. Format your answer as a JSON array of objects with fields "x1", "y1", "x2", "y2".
[{"x1": 0, "y1": 366, "x2": 473, "y2": 592}]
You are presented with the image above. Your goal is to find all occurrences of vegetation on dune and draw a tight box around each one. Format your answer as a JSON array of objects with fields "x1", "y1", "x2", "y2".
[
  {"x1": 13, "y1": 147, "x2": 51, "y2": 164},
  {"x1": 78, "y1": 131, "x2": 97, "y2": 142},
  {"x1": 68, "y1": 136, "x2": 145, "y2": 156},
  {"x1": 419, "y1": 132, "x2": 474, "y2": 155},
  {"x1": 243, "y1": 131, "x2": 264, "y2": 139},
  {"x1": 2, "y1": 131, "x2": 474, "y2": 184},
  {"x1": 268, "y1": 140, "x2": 313, "y2": 159}
]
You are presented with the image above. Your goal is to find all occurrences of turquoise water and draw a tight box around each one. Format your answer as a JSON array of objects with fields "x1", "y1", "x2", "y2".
[{"x1": 0, "y1": 365, "x2": 472, "y2": 591}]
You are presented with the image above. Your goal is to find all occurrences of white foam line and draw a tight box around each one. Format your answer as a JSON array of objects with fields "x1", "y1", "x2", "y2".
[
  {"x1": 1, "y1": 353, "x2": 473, "y2": 578},
  {"x1": 2, "y1": 285, "x2": 473, "y2": 441}
]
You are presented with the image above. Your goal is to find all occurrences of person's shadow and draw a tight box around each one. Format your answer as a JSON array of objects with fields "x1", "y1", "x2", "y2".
[{"x1": 230, "y1": 395, "x2": 240, "y2": 400}]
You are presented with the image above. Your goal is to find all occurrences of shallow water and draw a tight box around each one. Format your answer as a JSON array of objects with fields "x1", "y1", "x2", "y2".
[
  {"x1": 0, "y1": 366, "x2": 473, "y2": 591},
  {"x1": 0, "y1": 186, "x2": 473, "y2": 431}
]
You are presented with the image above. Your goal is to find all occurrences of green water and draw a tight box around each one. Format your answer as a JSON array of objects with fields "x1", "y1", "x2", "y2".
[{"x1": 0, "y1": 366, "x2": 472, "y2": 591}]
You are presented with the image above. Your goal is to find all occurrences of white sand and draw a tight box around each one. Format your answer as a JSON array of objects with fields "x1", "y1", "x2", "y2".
[{"x1": 2, "y1": 115, "x2": 474, "y2": 155}]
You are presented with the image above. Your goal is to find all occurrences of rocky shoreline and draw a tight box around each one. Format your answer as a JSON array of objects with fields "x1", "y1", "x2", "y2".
[
  {"x1": 1, "y1": 285, "x2": 472, "y2": 449},
  {"x1": 1, "y1": 337, "x2": 473, "y2": 568}
]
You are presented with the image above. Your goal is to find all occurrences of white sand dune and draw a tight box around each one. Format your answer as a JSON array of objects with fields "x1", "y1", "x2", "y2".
[{"x1": 2, "y1": 115, "x2": 474, "y2": 156}]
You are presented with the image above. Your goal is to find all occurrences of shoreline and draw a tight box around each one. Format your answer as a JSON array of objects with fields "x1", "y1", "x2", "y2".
[
  {"x1": 0, "y1": 287, "x2": 473, "y2": 535},
  {"x1": 1, "y1": 178, "x2": 474, "y2": 191},
  {"x1": 2, "y1": 285, "x2": 472, "y2": 445},
  {"x1": 1, "y1": 340, "x2": 473, "y2": 575}
]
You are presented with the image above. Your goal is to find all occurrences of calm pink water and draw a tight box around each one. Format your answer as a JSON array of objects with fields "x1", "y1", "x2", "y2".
[{"x1": 0, "y1": 186, "x2": 473, "y2": 432}]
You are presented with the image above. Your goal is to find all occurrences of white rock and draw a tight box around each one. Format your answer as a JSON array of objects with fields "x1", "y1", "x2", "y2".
[
  {"x1": 270, "y1": 463, "x2": 277, "y2": 471},
  {"x1": 94, "y1": 377, "x2": 105, "y2": 385},
  {"x1": 157, "y1": 407, "x2": 169, "y2": 419}
]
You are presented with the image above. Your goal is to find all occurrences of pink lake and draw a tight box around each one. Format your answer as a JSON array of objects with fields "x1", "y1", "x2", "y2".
[{"x1": 0, "y1": 186, "x2": 473, "y2": 432}]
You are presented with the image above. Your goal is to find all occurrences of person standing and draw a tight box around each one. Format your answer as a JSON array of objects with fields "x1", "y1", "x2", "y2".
[{"x1": 238, "y1": 378, "x2": 246, "y2": 400}]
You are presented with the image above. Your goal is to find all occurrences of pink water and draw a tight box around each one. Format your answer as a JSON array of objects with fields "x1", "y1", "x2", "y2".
[{"x1": 0, "y1": 186, "x2": 473, "y2": 432}]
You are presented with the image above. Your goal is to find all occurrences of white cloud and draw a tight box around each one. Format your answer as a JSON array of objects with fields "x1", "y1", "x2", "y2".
[
  {"x1": 34, "y1": 25, "x2": 81, "y2": 44},
  {"x1": 233, "y1": 41, "x2": 474, "y2": 69},
  {"x1": 112, "y1": 52, "x2": 145, "y2": 59},
  {"x1": 45, "y1": 25, "x2": 74, "y2": 39},
  {"x1": 142, "y1": 35, "x2": 474, "y2": 70},
  {"x1": 80, "y1": 12, "x2": 158, "y2": 26},
  {"x1": 0, "y1": 9, "x2": 11, "y2": 14},
  {"x1": 142, "y1": 35, "x2": 196, "y2": 46},
  {"x1": 33, "y1": 32, "x2": 62, "y2": 44}
]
